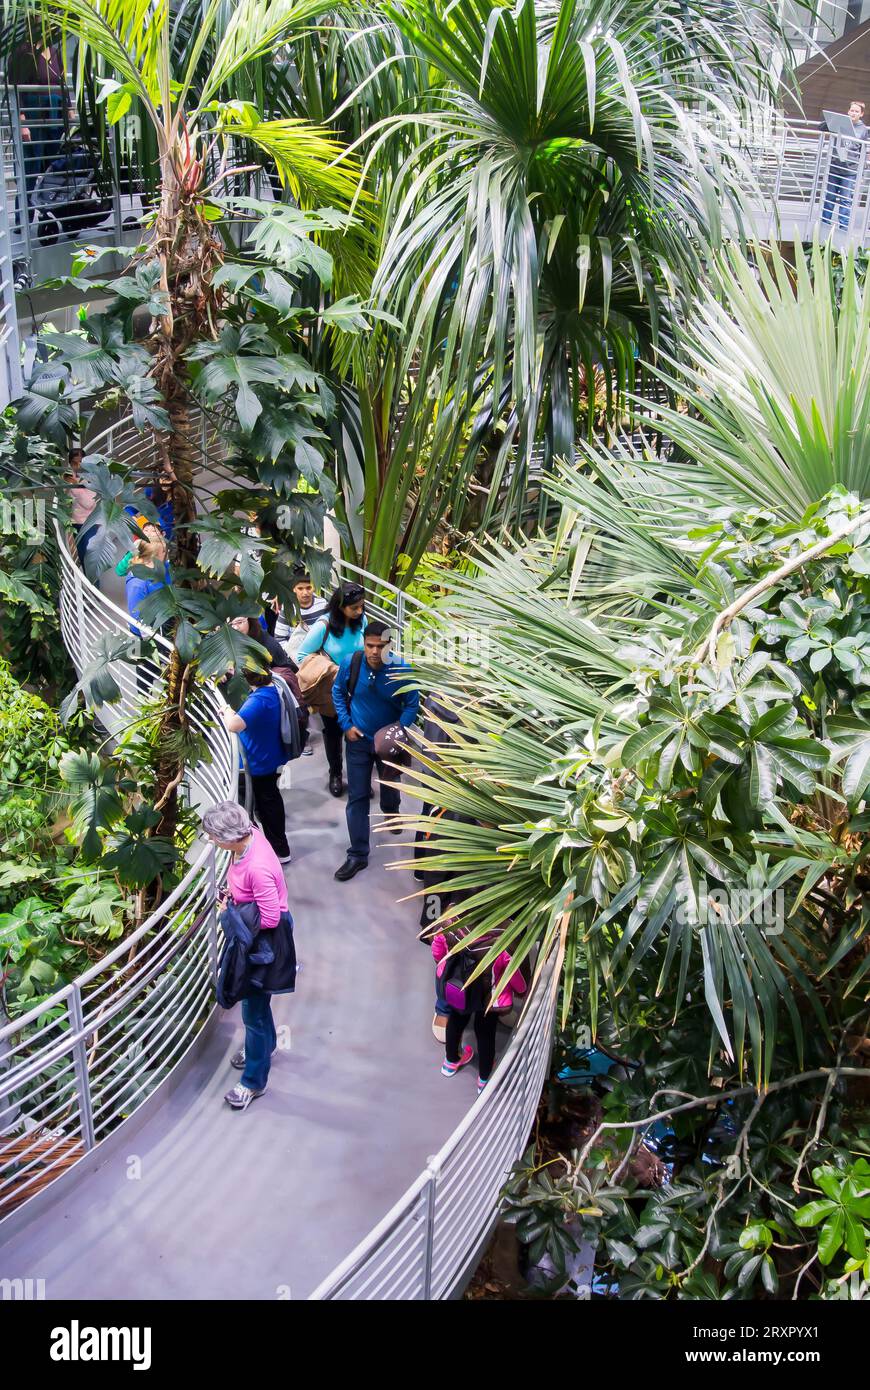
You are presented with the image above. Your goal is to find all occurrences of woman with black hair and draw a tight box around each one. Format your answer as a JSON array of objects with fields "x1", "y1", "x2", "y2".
[{"x1": 296, "y1": 582, "x2": 366, "y2": 795}]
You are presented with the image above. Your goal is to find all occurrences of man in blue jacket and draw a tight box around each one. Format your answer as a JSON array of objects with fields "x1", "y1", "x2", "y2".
[{"x1": 332, "y1": 619, "x2": 420, "y2": 880}]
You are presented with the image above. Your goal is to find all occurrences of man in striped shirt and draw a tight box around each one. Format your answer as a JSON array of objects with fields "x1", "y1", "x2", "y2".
[{"x1": 274, "y1": 572, "x2": 329, "y2": 665}]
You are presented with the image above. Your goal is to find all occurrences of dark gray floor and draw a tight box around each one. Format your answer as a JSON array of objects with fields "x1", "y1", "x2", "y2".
[{"x1": 0, "y1": 745, "x2": 476, "y2": 1299}]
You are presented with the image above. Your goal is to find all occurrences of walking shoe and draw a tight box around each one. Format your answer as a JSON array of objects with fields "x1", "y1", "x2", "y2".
[
  {"x1": 432, "y1": 1012, "x2": 447, "y2": 1044},
  {"x1": 477, "y1": 1076, "x2": 489, "y2": 1094},
  {"x1": 224, "y1": 1083, "x2": 265, "y2": 1110},
  {"x1": 334, "y1": 857, "x2": 367, "y2": 881},
  {"x1": 278, "y1": 853, "x2": 292, "y2": 864},
  {"x1": 302, "y1": 745, "x2": 313, "y2": 756},
  {"x1": 328, "y1": 773, "x2": 343, "y2": 797},
  {"x1": 231, "y1": 1045, "x2": 277, "y2": 1070},
  {"x1": 441, "y1": 1045, "x2": 473, "y2": 1076}
]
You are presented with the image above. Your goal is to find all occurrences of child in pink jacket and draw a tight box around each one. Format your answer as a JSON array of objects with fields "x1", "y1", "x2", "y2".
[{"x1": 430, "y1": 926, "x2": 527, "y2": 1093}]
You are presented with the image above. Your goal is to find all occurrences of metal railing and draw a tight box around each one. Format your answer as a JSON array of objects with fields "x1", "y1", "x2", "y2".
[
  {"x1": 0, "y1": 509, "x2": 238, "y2": 1221},
  {"x1": 1, "y1": 82, "x2": 145, "y2": 270},
  {"x1": 309, "y1": 947, "x2": 559, "y2": 1300},
  {"x1": 0, "y1": 132, "x2": 20, "y2": 408},
  {"x1": 1, "y1": 412, "x2": 559, "y2": 1300},
  {"x1": 701, "y1": 109, "x2": 870, "y2": 248}
]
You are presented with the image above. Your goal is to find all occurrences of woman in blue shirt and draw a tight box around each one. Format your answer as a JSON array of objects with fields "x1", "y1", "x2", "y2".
[
  {"x1": 217, "y1": 669, "x2": 291, "y2": 862},
  {"x1": 297, "y1": 582, "x2": 366, "y2": 796}
]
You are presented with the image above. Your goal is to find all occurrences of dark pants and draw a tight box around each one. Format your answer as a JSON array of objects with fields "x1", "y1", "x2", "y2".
[
  {"x1": 75, "y1": 519, "x2": 100, "y2": 568},
  {"x1": 446, "y1": 1009, "x2": 498, "y2": 1080},
  {"x1": 241, "y1": 991, "x2": 276, "y2": 1091},
  {"x1": 345, "y1": 734, "x2": 401, "y2": 863},
  {"x1": 822, "y1": 157, "x2": 857, "y2": 230},
  {"x1": 239, "y1": 771, "x2": 289, "y2": 858},
  {"x1": 322, "y1": 713, "x2": 343, "y2": 778}
]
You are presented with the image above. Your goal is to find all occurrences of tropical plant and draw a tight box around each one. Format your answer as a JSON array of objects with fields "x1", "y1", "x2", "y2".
[
  {"x1": 399, "y1": 243, "x2": 870, "y2": 1082},
  {"x1": 5, "y1": 0, "x2": 377, "y2": 859},
  {"x1": 7, "y1": 0, "x2": 360, "y2": 544},
  {"x1": 330, "y1": 0, "x2": 807, "y2": 575},
  {"x1": 0, "y1": 418, "x2": 73, "y2": 694},
  {"x1": 499, "y1": 1007, "x2": 870, "y2": 1300}
]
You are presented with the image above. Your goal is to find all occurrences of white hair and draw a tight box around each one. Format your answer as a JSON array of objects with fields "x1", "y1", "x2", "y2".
[{"x1": 202, "y1": 801, "x2": 254, "y2": 843}]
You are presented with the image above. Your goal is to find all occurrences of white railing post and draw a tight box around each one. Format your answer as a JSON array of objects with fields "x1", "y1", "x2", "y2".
[
  {"x1": 207, "y1": 845, "x2": 219, "y2": 985},
  {"x1": 807, "y1": 132, "x2": 827, "y2": 238},
  {"x1": 771, "y1": 125, "x2": 786, "y2": 206},
  {"x1": 8, "y1": 86, "x2": 33, "y2": 264},
  {"x1": 849, "y1": 142, "x2": 868, "y2": 245},
  {"x1": 395, "y1": 591, "x2": 406, "y2": 657},
  {"x1": 421, "y1": 1157, "x2": 438, "y2": 1299},
  {"x1": 517, "y1": 1038, "x2": 529, "y2": 1158},
  {"x1": 71, "y1": 560, "x2": 87, "y2": 673},
  {"x1": 68, "y1": 984, "x2": 96, "y2": 1152}
]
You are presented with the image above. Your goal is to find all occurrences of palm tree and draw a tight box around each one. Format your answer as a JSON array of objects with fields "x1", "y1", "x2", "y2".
[
  {"x1": 4, "y1": 0, "x2": 361, "y2": 847},
  {"x1": 398, "y1": 242, "x2": 870, "y2": 1080},
  {"x1": 345, "y1": 0, "x2": 804, "y2": 568},
  {"x1": 6, "y1": 0, "x2": 359, "y2": 565}
]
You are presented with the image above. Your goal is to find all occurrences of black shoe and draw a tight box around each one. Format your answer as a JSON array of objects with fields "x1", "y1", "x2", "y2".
[
  {"x1": 334, "y1": 857, "x2": 368, "y2": 881},
  {"x1": 328, "y1": 773, "x2": 343, "y2": 797}
]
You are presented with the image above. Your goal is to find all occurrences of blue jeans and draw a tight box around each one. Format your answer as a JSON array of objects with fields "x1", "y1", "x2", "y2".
[
  {"x1": 822, "y1": 158, "x2": 856, "y2": 230},
  {"x1": 241, "y1": 991, "x2": 276, "y2": 1091},
  {"x1": 75, "y1": 519, "x2": 100, "y2": 568},
  {"x1": 345, "y1": 734, "x2": 401, "y2": 863},
  {"x1": 435, "y1": 968, "x2": 450, "y2": 1018}
]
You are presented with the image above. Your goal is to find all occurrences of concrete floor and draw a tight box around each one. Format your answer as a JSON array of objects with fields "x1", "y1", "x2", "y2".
[{"x1": 0, "y1": 743, "x2": 477, "y2": 1299}]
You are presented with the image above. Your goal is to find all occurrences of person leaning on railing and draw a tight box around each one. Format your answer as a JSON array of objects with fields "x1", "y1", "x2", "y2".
[
  {"x1": 215, "y1": 663, "x2": 293, "y2": 865},
  {"x1": 202, "y1": 801, "x2": 296, "y2": 1113},
  {"x1": 821, "y1": 100, "x2": 869, "y2": 233}
]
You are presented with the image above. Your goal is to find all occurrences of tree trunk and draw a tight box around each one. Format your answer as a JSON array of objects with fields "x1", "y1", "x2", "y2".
[
  {"x1": 150, "y1": 157, "x2": 224, "y2": 573},
  {"x1": 146, "y1": 155, "x2": 225, "y2": 857}
]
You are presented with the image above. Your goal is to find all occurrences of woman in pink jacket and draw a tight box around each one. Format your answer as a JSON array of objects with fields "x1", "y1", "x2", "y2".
[
  {"x1": 202, "y1": 801, "x2": 291, "y2": 1112},
  {"x1": 431, "y1": 925, "x2": 526, "y2": 1094}
]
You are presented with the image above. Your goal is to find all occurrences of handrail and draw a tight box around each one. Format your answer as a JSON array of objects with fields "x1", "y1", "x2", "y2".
[
  {"x1": 0, "y1": 482, "x2": 239, "y2": 1218},
  {"x1": 2, "y1": 416, "x2": 558, "y2": 1300},
  {"x1": 309, "y1": 948, "x2": 560, "y2": 1300}
]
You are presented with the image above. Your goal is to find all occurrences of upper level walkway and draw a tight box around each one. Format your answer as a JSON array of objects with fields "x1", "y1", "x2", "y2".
[
  {"x1": 4, "y1": 89, "x2": 870, "y2": 309},
  {"x1": 0, "y1": 739, "x2": 479, "y2": 1299}
]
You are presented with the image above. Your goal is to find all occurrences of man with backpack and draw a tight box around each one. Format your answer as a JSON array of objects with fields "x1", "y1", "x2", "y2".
[
  {"x1": 217, "y1": 667, "x2": 301, "y2": 863},
  {"x1": 332, "y1": 619, "x2": 420, "y2": 881}
]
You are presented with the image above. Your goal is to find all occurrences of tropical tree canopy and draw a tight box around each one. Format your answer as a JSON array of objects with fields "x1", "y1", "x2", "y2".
[{"x1": 402, "y1": 242, "x2": 870, "y2": 1083}]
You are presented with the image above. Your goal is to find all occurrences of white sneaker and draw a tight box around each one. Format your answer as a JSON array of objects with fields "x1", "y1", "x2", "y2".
[{"x1": 224, "y1": 1083, "x2": 265, "y2": 1110}]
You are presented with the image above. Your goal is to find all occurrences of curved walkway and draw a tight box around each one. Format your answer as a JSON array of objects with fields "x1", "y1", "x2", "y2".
[{"x1": 0, "y1": 742, "x2": 478, "y2": 1298}]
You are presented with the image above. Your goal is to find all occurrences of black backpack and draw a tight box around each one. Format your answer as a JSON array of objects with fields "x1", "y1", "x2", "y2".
[{"x1": 347, "y1": 648, "x2": 365, "y2": 699}]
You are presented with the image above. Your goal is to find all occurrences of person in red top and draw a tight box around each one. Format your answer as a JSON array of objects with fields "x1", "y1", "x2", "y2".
[{"x1": 202, "y1": 801, "x2": 292, "y2": 1111}]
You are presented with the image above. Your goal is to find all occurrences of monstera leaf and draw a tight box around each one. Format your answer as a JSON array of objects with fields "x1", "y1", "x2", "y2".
[
  {"x1": 101, "y1": 806, "x2": 178, "y2": 888},
  {"x1": 60, "y1": 631, "x2": 143, "y2": 720},
  {"x1": 188, "y1": 516, "x2": 270, "y2": 582},
  {"x1": 59, "y1": 749, "x2": 130, "y2": 859},
  {"x1": 197, "y1": 624, "x2": 271, "y2": 679}
]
